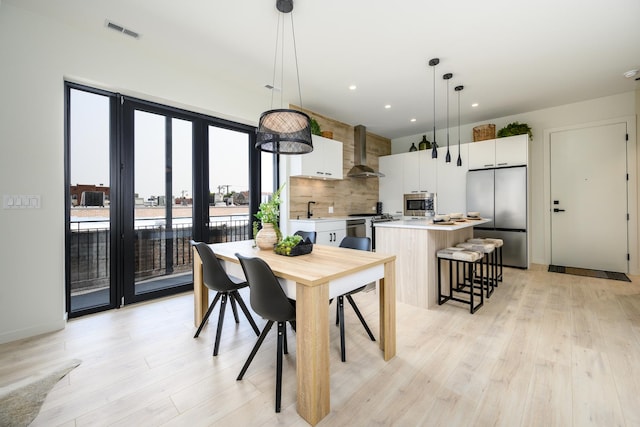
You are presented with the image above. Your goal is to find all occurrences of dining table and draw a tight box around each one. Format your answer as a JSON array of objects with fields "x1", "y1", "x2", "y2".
[{"x1": 192, "y1": 240, "x2": 396, "y2": 426}]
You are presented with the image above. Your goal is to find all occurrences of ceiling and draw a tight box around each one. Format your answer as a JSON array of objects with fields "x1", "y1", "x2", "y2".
[{"x1": 7, "y1": 0, "x2": 640, "y2": 139}]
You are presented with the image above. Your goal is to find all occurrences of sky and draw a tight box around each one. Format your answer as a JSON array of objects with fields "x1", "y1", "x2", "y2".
[{"x1": 70, "y1": 88, "x2": 272, "y2": 202}]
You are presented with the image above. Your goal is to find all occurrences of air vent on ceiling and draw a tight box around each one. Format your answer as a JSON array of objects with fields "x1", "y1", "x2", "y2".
[{"x1": 106, "y1": 20, "x2": 140, "y2": 39}]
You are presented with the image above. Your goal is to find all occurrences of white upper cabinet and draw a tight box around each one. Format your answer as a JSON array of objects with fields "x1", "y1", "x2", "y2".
[
  {"x1": 379, "y1": 154, "x2": 404, "y2": 215},
  {"x1": 495, "y1": 134, "x2": 528, "y2": 167},
  {"x1": 290, "y1": 135, "x2": 343, "y2": 179},
  {"x1": 467, "y1": 139, "x2": 496, "y2": 169},
  {"x1": 467, "y1": 134, "x2": 528, "y2": 170},
  {"x1": 403, "y1": 151, "x2": 436, "y2": 194},
  {"x1": 436, "y1": 144, "x2": 468, "y2": 214}
]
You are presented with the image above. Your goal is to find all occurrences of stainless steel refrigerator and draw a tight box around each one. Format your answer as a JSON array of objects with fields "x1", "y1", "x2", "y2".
[{"x1": 466, "y1": 166, "x2": 528, "y2": 268}]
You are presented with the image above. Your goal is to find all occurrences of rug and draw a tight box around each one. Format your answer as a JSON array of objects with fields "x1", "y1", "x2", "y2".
[
  {"x1": 548, "y1": 265, "x2": 631, "y2": 282},
  {"x1": 0, "y1": 358, "x2": 81, "y2": 427}
]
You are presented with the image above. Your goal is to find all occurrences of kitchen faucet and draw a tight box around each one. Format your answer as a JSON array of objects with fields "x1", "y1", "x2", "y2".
[{"x1": 307, "y1": 201, "x2": 316, "y2": 218}]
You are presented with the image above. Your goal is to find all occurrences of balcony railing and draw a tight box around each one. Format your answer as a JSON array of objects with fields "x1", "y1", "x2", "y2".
[{"x1": 69, "y1": 215, "x2": 250, "y2": 294}]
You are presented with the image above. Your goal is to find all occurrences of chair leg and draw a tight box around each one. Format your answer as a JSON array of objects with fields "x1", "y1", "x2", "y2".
[
  {"x1": 229, "y1": 294, "x2": 239, "y2": 323},
  {"x1": 338, "y1": 296, "x2": 346, "y2": 362},
  {"x1": 193, "y1": 292, "x2": 222, "y2": 338},
  {"x1": 346, "y1": 295, "x2": 375, "y2": 341},
  {"x1": 237, "y1": 320, "x2": 274, "y2": 381},
  {"x1": 283, "y1": 322, "x2": 288, "y2": 354},
  {"x1": 335, "y1": 299, "x2": 340, "y2": 326},
  {"x1": 275, "y1": 321, "x2": 285, "y2": 413},
  {"x1": 213, "y1": 293, "x2": 229, "y2": 356},
  {"x1": 231, "y1": 291, "x2": 260, "y2": 336}
]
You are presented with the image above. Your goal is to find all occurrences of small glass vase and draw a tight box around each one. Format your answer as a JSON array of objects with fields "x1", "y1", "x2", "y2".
[
  {"x1": 255, "y1": 222, "x2": 278, "y2": 250},
  {"x1": 419, "y1": 135, "x2": 431, "y2": 150}
]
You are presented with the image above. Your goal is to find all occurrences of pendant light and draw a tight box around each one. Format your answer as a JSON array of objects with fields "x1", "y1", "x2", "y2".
[
  {"x1": 429, "y1": 58, "x2": 439, "y2": 159},
  {"x1": 455, "y1": 85, "x2": 464, "y2": 167},
  {"x1": 443, "y1": 73, "x2": 453, "y2": 163},
  {"x1": 256, "y1": 0, "x2": 313, "y2": 155}
]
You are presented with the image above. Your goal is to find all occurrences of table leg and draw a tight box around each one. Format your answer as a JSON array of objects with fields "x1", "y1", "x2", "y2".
[
  {"x1": 296, "y1": 281, "x2": 330, "y2": 426},
  {"x1": 193, "y1": 247, "x2": 208, "y2": 327},
  {"x1": 379, "y1": 260, "x2": 397, "y2": 361}
]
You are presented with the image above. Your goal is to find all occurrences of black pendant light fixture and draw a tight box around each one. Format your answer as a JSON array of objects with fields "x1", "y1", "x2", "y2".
[
  {"x1": 443, "y1": 72, "x2": 453, "y2": 163},
  {"x1": 455, "y1": 85, "x2": 464, "y2": 167},
  {"x1": 256, "y1": 0, "x2": 313, "y2": 155},
  {"x1": 429, "y1": 58, "x2": 439, "y2": 159}
]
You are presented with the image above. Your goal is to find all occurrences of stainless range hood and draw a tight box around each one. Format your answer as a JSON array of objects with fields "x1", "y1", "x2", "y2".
[{"x1": 347, "y1": 125, "x2": 385, "y2": 178}]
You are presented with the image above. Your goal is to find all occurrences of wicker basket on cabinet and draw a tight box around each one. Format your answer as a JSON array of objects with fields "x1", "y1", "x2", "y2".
[{"x1": 473, "y1": 124, "x2": 496, "y2": 142}]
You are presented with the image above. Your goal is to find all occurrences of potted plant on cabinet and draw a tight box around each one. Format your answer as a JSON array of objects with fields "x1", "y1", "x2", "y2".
[
  {"x1": 253, "y1": 183, "x2": 284, "y2": 249},
  {"x1": 497, "y1": 121, "x2": 533, "y2": 140}
]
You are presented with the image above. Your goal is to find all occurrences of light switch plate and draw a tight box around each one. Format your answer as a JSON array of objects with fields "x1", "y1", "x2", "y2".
[{"x1": 3, "y1": 194, "x2": 41, "y2": 209}]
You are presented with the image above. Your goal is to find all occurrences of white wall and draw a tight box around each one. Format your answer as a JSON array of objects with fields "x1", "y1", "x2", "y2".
[
  {"x1": 392, "y1": 91, "x2": 639, "y2": 271},
  {"x1": 0, "y1": 4, "x2": 269, "y2": 343}
]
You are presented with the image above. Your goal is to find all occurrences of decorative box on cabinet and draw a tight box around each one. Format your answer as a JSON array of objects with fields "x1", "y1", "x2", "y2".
[{"x1": 290, "y1": 135, "x2": 343, "y2": 179}]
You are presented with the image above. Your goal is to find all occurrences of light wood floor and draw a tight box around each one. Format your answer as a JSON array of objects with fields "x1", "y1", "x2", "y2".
[{"x1": 2, "y1": 265, "x2": 640, "y2": 426}]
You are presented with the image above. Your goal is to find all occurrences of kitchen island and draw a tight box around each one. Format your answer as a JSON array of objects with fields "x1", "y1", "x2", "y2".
[{"x1": 374, "y1": 218, "x2": 490, "y2": 309}]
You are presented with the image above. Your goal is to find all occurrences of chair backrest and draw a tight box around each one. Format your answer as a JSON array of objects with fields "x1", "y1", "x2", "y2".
[
  {"x1": 236, "y1": 254, "x2": 296, "y2": 322},
  {"x1": 194, "y1": 242, "x2": 239, "y2": 292},
  {"x1": 294, "y1": 230, "x2": 317, "y2": 244},
  {"x1": 339, "y1": 236, "x2": 371, "y2": 252}
]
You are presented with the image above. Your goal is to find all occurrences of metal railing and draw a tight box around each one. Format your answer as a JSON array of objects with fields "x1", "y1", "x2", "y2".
[{"x1": 69, "y1": 215, "x2": 250, "y2": 293}]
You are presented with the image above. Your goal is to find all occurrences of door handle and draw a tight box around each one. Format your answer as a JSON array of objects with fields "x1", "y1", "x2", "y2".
[{"x1": 553, "y1": 208, "x2": 566, "y2": 212}]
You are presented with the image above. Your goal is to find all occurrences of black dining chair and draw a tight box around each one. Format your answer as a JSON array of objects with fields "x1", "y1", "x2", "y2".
[
  {"x1": 235, "y1": 253, "x2": 297, "y2": 413},
  {"x1": 192, "y1": 242, "x2": 260, "y2": 356},
  {"x1": 294, "y1": 230, "x2": 317, "y2": 244},
  {"x1": 336, "y1": 236, "x2": 376, "y2": 362}
]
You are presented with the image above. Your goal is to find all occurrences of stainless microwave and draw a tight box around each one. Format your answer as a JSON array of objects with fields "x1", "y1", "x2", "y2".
[{"x1": 404, "y1": 193, "x2": 434, "y2": 216}]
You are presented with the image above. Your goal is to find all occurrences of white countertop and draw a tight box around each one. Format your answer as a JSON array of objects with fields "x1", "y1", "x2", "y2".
[
  {"x1": 290, "y1": 216, "x2": 374, "y2": 222},
  {"x1": 374, "y1": 217, "x2": 491, "y2": 231}
]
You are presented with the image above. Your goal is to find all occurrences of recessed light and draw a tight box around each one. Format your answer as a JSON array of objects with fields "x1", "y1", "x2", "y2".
[
  {"x1": 410, "y1": 118, "x2": 417, "y2": 122},
  {"x1": 384, "y1": 104, "x2": 391, "y2": 109},
  {"x1": 349, "y1": 85, "x2": 357, "y2": 90},
  {"x1": 471, "y1": 103, "x2": 479, "y2": 107}
]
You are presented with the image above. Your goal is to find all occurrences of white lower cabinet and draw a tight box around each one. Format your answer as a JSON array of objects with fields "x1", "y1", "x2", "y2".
[{"x1": 289, "y1": 219, "x2": 346, "y2": 247}]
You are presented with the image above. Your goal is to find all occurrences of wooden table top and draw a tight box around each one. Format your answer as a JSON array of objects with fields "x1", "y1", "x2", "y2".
[{"x1": 209, "y1": 240, "x2": 396, "y2": 287}]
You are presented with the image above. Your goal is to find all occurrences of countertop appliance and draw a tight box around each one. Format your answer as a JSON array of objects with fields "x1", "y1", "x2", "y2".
[
  {"x1": 403, "y1": 193, "x2": 434, "y2": 217},
  {"x1": 466, "y1": 165, "x2": 527, "y2": 268}
]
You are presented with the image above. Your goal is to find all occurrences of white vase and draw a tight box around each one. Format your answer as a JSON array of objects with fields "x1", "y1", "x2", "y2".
[{"x1": 255, "y1": 222, "x2": 278, "y2": 250}]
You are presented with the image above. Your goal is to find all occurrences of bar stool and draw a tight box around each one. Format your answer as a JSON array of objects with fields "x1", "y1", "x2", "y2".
[
  {"x1": 437, "y1": 247, "x2": 485, "y2": 314},
  {"x1": 457, "y1": 241, "x2": 496, "y2": 297},
  {"x1": 468, "y1": 237, "x2": 504, "y2": 283}
]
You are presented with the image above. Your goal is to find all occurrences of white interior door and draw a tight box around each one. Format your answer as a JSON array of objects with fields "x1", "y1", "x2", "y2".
[{"x1": 550, "y1": 122, "x2": 628, "y2": 272}]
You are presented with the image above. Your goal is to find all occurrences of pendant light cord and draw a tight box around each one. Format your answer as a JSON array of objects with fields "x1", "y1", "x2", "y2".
[
  {"x1": 290, "y1": 12, "x2": 303, "y2": 107},
  {"x1": 269, "y1": 12, "x2": 304, "y2": 109}
]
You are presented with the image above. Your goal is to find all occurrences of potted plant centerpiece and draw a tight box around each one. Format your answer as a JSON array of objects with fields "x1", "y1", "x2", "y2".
[{"x1": 253, "y1": 183, "x2": 284, "y2": 250}]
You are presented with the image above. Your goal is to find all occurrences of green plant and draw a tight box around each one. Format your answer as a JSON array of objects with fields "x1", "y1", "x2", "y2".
[
  {"x1": 254, "y1": 183, "x2": 285, "y2": 242},
  {"x1": 310, "y1": 118, "x2": 321, "y2": 136},
  {"x1": 497, "y1": 122, "x2": 532, "y2": 140}
]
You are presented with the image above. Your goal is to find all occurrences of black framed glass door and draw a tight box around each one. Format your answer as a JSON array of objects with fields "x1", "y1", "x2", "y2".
[
  {"x1": 121, "y1": 105, "x2": 195, "y2": 303},
  {"x1": 65, "y1": 83, "x2": 267, "y2": 316}
]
